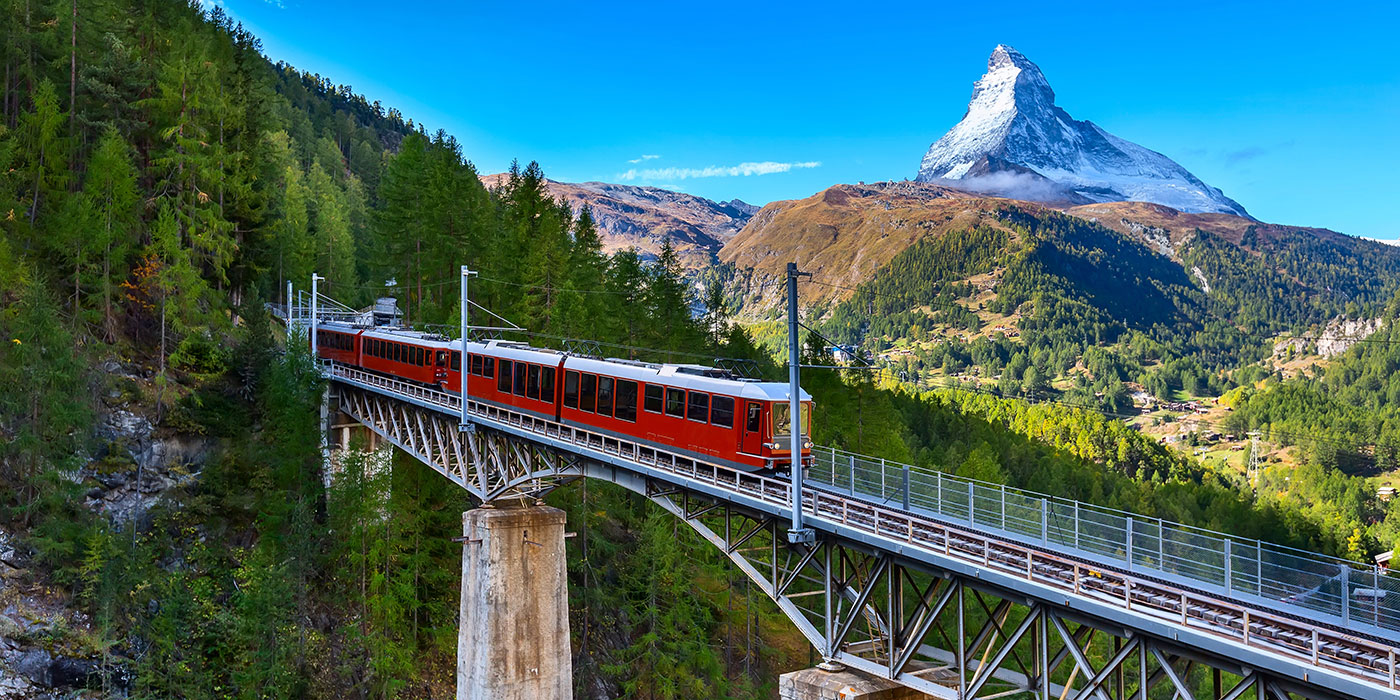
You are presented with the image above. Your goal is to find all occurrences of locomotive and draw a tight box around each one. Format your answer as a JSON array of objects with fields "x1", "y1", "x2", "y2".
[{"x1": 313, "y1": 322, "x2": 813, "y2": 471}]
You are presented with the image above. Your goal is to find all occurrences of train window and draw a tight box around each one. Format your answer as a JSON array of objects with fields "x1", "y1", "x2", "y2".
[
  {"x1": 527, "y1": 365, "x2": 541, "y2": 400},
  {"x1": 451, "y1": 351, "x2": 461, "y2": 371},
  {"x1": 395, "y1": 344, "x2": 403, "y2": 363},
  {"x1": 579, "y1": 374, "x2": 597, "y2": 412},
  {"x1": 483, "y1": 357, "x2": 495, "y2": 378},
  {"x1": 711, "y1": 396, "x2": 735, "y2": 428},
  {"x1": 470, "y1": 354, "x2": 483, "y2": 376},
  {"x1": 514, "y1": 362, "x2": 528, "y2": 397},
  {"x1": 541, "y1": 367, "x2": 556, "y2": 402},
  {"x1": 644, "y1": 384, "x2": 663, "y2": 413},
  {"x1": 746, "y1": 403, "x2": 761, "y2": 432},
  {"x1": 597, "y1": 377, "x2": 614, "y2": 418},
  {"x1": 665, "y1": 388, "x2": 685, "y2": 417},
  {"x1": 615, "y1": 380, "x2": 638, "y2": 422},
  {"x1": 498, "y1": 360, "x2": 513, "y2": 393},
  {"x1": 416, "y1": 347, "x2": 425, "y2": 366},
  {"x1": 687, "y1": 392, "x2": 709, "y2": 423},
  {"x1": 564, "y1": 371, "x2": 580, "y2": 408},
  {"x1": 436, "y1": 351, "x2": 447, "y2": 367}
]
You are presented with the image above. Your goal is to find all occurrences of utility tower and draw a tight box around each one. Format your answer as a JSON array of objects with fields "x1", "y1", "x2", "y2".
[{"x1": 1247, "y1": 430, "x2": 1263, "y2": 483}]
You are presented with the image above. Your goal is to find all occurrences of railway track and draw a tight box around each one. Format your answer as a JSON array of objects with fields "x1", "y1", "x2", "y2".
[{"x1": 325, "y1": 360, "x2": 1400, "y2": 693}]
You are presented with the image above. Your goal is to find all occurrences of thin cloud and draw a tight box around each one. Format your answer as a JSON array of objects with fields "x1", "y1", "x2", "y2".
[
  {"x1": 627, "y1": 154, "x2": 661, "y2": 164},
  {"x1": 1224, "y1": 147, "x2": 1267, "y2": 166},
  {"x1": 617, "y1": 160, "x2": 821, "y2": 181}
]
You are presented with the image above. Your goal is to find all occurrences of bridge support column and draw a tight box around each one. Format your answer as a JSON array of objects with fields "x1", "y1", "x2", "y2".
[
  {"x1": 457, "y1": 503, "x2": 572, "y2": 700},
  {"x1": 779, "y1": 668, "x2": 935, "y2": 700}
]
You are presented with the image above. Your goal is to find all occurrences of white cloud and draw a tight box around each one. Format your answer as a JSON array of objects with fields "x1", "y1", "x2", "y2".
[
  {"x1": 627, "y1": 154, "x2": 661, "y2": 164},
  {"x1": 617, "y1": 160, "x2": 821, "y2": 181}
]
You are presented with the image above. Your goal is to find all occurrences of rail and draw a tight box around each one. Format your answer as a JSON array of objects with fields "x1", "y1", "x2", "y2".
[{"x1": 321, "y1": 361, "x2": 1400, "y2": 691}]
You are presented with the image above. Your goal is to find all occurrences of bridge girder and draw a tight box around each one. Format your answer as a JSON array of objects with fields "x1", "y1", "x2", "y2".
[{"x1": 324, "y1": 377, "x2": 1396, "y2": 700}]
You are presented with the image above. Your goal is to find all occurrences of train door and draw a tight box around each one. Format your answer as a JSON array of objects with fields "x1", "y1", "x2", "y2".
[
  {"x1": 434, "y1": 350, "x2": 448, "y2": 389},
  {"x1": 740, "y1": 400, "x2": 764, "y2": 455}
]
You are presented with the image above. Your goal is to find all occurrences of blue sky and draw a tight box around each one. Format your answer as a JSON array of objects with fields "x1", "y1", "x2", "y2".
[{"x1": 217, "y1": 0, "x2": 1399, "y2": 239}]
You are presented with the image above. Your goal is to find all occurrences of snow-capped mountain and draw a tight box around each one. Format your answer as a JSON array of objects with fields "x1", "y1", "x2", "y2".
[{"x1": 916, "y1": 45, "x2": 1250, "y2": 217}]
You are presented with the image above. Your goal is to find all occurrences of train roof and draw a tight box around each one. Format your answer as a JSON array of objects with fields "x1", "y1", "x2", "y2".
[
  {"x1": 316, "y1": 322, "x2": 810, "y2": 402},
  {"x1": 564, "y1": 355, "x2": 810, "y2": 402}
]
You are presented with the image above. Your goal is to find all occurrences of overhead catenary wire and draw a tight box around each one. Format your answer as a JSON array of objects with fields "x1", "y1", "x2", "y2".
[{"x1": 800, "y1": 275, "x2": 1400, "y2": 348}]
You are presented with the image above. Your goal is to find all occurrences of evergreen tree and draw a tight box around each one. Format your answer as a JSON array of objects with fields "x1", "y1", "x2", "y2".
[{"x1": 78, "y1": 127, "x2": 139, "y2": 337}]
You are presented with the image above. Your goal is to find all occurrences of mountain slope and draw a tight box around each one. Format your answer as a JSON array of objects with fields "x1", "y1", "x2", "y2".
[
  {"x1": 719, "y1": 181, "x2": 1400, "y2": 377},
  {"x1": 482, "y1": 174, "x2": 753, "y2": 264},
  {"x1": 916, "y1": 45, "x2": 1249, "y2": 217}
]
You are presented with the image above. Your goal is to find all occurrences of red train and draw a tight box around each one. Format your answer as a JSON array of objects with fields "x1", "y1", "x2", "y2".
[{"x1": 313, "y1": 323, "x2": 813, "y2": 471}]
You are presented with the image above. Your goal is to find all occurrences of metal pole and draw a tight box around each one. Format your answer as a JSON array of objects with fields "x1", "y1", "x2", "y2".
[
  {"x1": 310, "y1": 273, "x2": 323, "y2": 357},
  {"x1": 967, "y1": 481, "x2": 975, "y2": 525},
  {"x1": 787, "y1": 262, "x2": 813, "y2": 544},
  {"x1": 460, "y1": 266, "x2": 477, "y2": 429},
  {"x1": 285, "y1": 279, "x2": 293, "y2": 339},
  {"x1": 1341, "y1": 567, "x2": 1350, "y2": 625},
  {"x1": 1224, "y1": 539, "x2": 1233, "y2": 590},
  {"x1": 902, "y1": 465, "x2": 911, "y2": 511},
  {"x1": 1126, "y1": 516, "x2": 1134, "y2": 571}
]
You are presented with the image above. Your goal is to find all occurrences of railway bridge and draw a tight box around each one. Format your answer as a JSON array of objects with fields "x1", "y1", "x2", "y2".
[{"x1": 276, "y1": 286, "x2": 1399, "y2": 700}]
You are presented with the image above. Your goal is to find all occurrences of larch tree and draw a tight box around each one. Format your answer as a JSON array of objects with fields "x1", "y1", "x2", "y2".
[{"x1": 79, "y1": 127, "x2": 139, "y2": 338}]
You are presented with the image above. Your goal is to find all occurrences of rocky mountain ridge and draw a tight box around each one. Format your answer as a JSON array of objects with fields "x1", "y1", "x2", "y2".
[
  {"x1": 916, "y1": 45, "x2": 1250, "y2": 217},
  {"x1": 481, "y1": 174, "x2": 755, "y2": 265}
]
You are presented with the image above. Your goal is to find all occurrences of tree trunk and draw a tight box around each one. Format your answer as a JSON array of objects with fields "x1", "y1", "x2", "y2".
[
  {"x1": 69, "y1": 0, "x2": 76, "y2": 138},
  {"x1": 103, "y1": 238, "x2": 113, "y2": 340}
]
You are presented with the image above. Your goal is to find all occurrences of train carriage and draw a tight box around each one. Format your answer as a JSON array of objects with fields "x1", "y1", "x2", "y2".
[{"x1": 312, "y1": 322, "x2": 812, "y2": 471}]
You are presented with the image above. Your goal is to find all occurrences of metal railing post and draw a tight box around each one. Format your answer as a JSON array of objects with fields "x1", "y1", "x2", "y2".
[
  {"x1": 1126, "y1": 516, "x2": 1134, "y2": 571},
  {"x1": 1040, "y1": 499, "x2": 1048, "y2": 544},
  {"x1": 999, "y1": 484, "x2": 1006, "y2": 531},
  {"x1": 1073, "y1": 501, "x2": 1080, "y2": 551},
  {"x1": 1224, "y1": 539, "x2": 1233, "y2": 590},
  {"x1": 936, "y1": 472, "x2": 942, "y2": 515},
  {"x1": 850, "y1": 455, "x2": 857, "y2": 495},
  {"x1": 902, "y1": 465, "x2": 910, "y2": 511},
  {"x1": 1341, "y1": 567, "x2": 1351, "y2": 625},
  {"x1": 1256, "y1": 540, "x2": 1263, "y2": 596},
  {"x1": 881, "y1": 457, "x2": 887, "y2": 499},
  {"x1": 968, "y1": 481, "x2": 975, "y2": 525}
]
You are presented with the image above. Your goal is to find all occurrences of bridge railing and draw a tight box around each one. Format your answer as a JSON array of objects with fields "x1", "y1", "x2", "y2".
[{"x1": 810, "y1": 445, "x2": 1400, "y2": 635}]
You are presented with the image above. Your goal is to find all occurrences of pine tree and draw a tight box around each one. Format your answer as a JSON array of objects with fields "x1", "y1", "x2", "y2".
[{"x1": 79, "y1": 127, "x2": 139, "y2": 338}]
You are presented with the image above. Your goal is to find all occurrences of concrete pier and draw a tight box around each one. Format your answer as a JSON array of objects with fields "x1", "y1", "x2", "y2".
[
  {"x1": 779, "y1": 667, "x2": 936, "y2": 700},
  {"x1": 457, "y1": 504, "x2": 572, "y2": 700}
]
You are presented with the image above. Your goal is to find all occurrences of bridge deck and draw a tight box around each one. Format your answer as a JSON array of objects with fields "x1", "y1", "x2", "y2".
[{"x1": 322, "y1": 360, "x2": 1400, "y2": 698}]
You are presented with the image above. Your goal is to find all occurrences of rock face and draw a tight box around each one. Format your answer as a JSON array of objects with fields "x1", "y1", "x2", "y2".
[
  {"x1": 916, "y1": 45, "x2": 1250, "y2": 217},
  {"x1": 482, "y1": 174, "x2": 755, "y2": 265}
]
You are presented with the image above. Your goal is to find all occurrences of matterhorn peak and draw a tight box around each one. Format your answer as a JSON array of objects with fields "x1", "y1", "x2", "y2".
[{"x1": 916, "y1": 46, "x2": 1250, "y2": 217}]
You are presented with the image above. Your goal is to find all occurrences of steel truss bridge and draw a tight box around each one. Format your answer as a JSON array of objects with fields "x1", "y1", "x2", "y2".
[{"x1": 311, "y1": 358, "x2": 1400, "y2": 700}]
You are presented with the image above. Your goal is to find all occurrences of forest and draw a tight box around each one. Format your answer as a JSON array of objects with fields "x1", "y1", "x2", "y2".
[{"x1": 1, "y1": 1, "x2": 1396, "y2": 698}]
